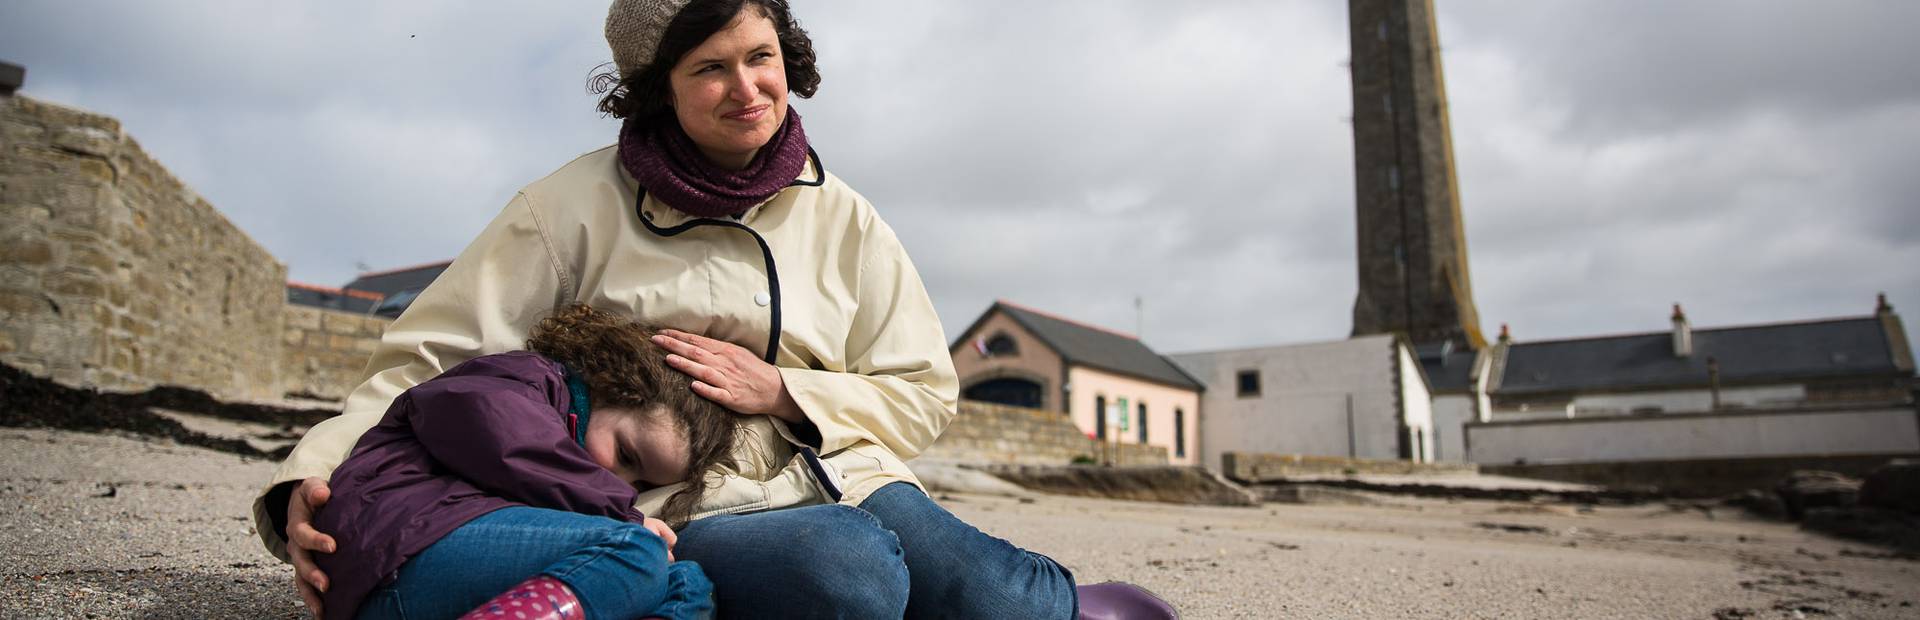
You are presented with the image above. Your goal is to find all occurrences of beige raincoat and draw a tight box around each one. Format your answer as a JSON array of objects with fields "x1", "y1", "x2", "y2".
[{"x1": 252, "y1": 145, "x2": 958, "y2": 561}]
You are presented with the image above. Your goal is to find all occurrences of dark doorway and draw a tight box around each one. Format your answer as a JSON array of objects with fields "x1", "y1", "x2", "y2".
[
  {"x1": 1095, "y1": 395, "x2": 1107, "y2": 440},
  {"x1": 963, "y1": 377, "x2": 1044, "y2": 410},
  {"x1": 1174, "y1": 408, "x2": 1186, "y2": 458}
]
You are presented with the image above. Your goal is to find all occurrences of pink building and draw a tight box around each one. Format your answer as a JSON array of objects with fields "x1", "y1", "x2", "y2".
[{"x1": 949, "y1": 301, "x2": 1203, "y2": 466}]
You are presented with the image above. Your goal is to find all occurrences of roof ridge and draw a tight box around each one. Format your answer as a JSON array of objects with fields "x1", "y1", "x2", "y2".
[
  {"x1": 287, "y1": 280, "x2": 384, "y2": 301},
  {"x1": 996, "y1": 299, "x2": 1138, "y2": 340},
  {"x1": 355, "y1": 259, "x2": 454, "y2": 280},
  {"x1": 1510, "y1": 315, "x2": 1880, "y2": 347}
]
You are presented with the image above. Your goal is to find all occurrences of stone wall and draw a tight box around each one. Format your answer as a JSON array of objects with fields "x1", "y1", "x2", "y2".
[
  {"x1": 280, "y1": 306, "x2": 387, "y2": 401},
  {"x1": 1220, "y1": 451, "x2": 1477, "y2": 484},
  {"x1": 1, "y1": 96, "x2": 286, "y2": 400},
  {"x1": 923, "y1": 400, "x2": 1168, "y2": 466},
  {"x1": 1483, "y1": 454, "x2": 1916, "y2": 499}
]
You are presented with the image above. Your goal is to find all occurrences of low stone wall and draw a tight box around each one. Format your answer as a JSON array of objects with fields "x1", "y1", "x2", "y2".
[
  {"x1": 1, "y1": 96, "x2": 285, "y2": 400},
  {"x1": 923, "y1": 400, "x2": 1168, "y2": 466},
  {"x1": 1483, "y1": 453, "x2": 1920, "y2": 499},
  {"x1": 975, "y1": 464, "x2": 1258, "y2": 506},
  {"x1": 280, "y1": 306, "x2": 387, "y2": 401},
  {"x1": 1221, "y1": 451, "x2": 1477, "y2": 484}
]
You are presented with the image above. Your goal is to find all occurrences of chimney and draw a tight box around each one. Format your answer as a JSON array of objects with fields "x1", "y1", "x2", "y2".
[
  {"x1": 1672, "y1": 304, "x2": 1692, "y2": 358},
  {"x1": 0, "y1": 61, "x2": 24, "y2": 97},
  {"x1": 1877, "y1": 292, "x2": 1894, "y2": 316},
  {"x1": 1497, "y1": 323, "x2": 1511, "y2": 344}
]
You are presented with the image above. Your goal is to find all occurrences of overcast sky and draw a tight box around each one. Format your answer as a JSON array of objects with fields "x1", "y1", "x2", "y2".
[{"x1": 4, "y1": 1, "x2": 1916, "y2": 356}]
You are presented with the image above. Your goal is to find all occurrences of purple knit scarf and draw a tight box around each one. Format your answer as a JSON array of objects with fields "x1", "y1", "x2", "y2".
[{"x1": 618, "y1": 107, "x2": 810, "y2": 218}]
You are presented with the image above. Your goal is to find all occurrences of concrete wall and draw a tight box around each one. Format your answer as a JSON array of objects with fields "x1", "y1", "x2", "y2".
[
  {"x1": 921, "y1": 400, "x2": 1166, "y2": 465},
  {"x1": 1397, "y1": 344, "x2": 1435, "y2": 461},
  {"x1": 1465, "y1": 405, "x2": 1920, "y2": 466},
  {"x1": 1172, "y1": 335, "x2": 1419, "y2": 470},
  {"x1": 280, "y1": 306, "x2": 387, "y2": 401},
  {"x1": 1066, "y1": 366, "x2": 1199, "y2": 466},
  {"x1": 1, "y1": 96, "x2": 287, "y2": 400},
  {"x1": 949, "y1": 310, "x2": 1065, "y2": 412},
  {"x1": 1493, "y1": 384, "x2": 1810, "y2": 419},
  {"x1": 1432, "y1": 394, "x2": 1474, "y2": 462}
]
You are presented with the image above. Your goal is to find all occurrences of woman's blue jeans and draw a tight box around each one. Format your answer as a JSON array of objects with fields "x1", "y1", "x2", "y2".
[
  {"x1": 674, "y1": 481, "x2": 1078, "y2": 619},
  {"x1": 354, "y1": 506, "x2": 713, "y2": 620}
]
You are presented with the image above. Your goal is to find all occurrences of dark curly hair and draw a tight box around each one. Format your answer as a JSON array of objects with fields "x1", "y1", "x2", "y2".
[
  {"x1": 525, "y1": 304, "x2": 740, "y2": 527},
  {"x1": 589, "y1": 0, "x2": 820, "y2": 127}
]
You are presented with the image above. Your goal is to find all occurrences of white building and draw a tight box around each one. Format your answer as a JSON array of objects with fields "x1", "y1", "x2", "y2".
[
  {"x1": 1171, "y1": 334, "x2": 1435, "y2": 471},
  {"x1": 1465, "y1": 298, "x2": 1917, "y2": 467}
]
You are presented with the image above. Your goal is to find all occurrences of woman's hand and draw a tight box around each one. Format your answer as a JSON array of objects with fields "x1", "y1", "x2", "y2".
[
  {"x1": 642, "y1": 516, "x2": 678, "y2": 562},
  {"x1": 652, "y1": 329, "x2": 804, "y2": 423},
  {"x1": 286, "y1": 477, "x2": 337, "y2": 619}
]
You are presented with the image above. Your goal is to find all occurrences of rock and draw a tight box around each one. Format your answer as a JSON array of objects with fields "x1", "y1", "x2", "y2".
[
  {"x1": 1472, "y1": 522, "x2": 1554, "y2": 535},
  {"x1": 976, "y1": 464, "x2": 1259, "y2": 506},
  {"x1": 1801, "y1": 506, "x2": 1920, "y2": 553},
  {"x1": 1722, "y1": 489, "x2": 1786, "y2": 520},
  {"x1": 909, "y1": 461, "x2": 1035, "y2": 499},
  {"x1": 53, "y1": 126, "x2": 118, "y2": 158},
  {"x1": 1774, "y1": 470, "x2": 1860, "y2": 521},
  {"x1": 1859, "y1": 459, "x2": 1920, "y2": 515},
  {"x1": 1258, "y1": 483, "x2": 1380, "y2": 506}
]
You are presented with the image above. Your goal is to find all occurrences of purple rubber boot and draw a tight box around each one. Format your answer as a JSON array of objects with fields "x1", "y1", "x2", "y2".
[
  {"x1": 459, "y1": 575, "x2": 583, "y2": 620},
  {"x1": 1076, "y1": 581, "x2": 1177, "y2": 620}
]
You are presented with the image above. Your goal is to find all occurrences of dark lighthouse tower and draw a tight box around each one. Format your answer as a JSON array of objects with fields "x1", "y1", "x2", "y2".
[{"x1": 1347, "y1": 0, "x2": 1485, "y2": 351}]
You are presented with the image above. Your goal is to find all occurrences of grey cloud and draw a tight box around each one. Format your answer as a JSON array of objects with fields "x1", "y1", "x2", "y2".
[{"x1": 2, "y1": 1, "x2": 1913, "y2": 356}]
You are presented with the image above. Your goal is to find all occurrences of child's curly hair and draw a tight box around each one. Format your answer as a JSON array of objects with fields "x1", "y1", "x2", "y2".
[{"x1": 525, "y1": 304, "x2": 740, "y2": 527}]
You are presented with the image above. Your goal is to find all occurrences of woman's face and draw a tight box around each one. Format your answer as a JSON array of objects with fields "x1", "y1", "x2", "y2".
[
  {"x1": 667, "y1": 6, "x2": 789, "y2": 170},
  {"x1": 584, "y1": 404, "x2": 691, "y2": 488}
]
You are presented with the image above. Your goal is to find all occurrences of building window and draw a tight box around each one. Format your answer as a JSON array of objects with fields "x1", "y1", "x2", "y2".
[
  {"x1": 963, "y1": 377, "x2": 1043, "y2": 410},
  {"x1": 985, "y1": 333, "x2": 1019, "y2": 356},
  {"x1": 1236, "y1": 369, "x2": 1260, "y2": 398},
  {"x1": 1137, "y1": 403, "x2": 1148, "y2": 443},
  {"x1": 1094, "y1": 395, "x2": 1107, "y2": 440},
  {"x1": 1174, "y1": 408, "x2": 1186, "y2": 458}
]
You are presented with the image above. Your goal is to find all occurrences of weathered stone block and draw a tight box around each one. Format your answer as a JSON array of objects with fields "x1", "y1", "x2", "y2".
[
  {"x1": 2, "y1": 118, "x2": 49, "y2": 145},
  {"x1": 46, "y1": 270, "x2": 105, "y2": 298},
  {"x1": 0, "y1": 330, "x2": 15, "y2": 354},
  {"x1": 123, "y1": 317, "x2": 152, "y2": 339},
  {"x1": 0, "y1": 204, "x2": 53, "y2": 227},
  {"x1": 68, "y1": 245, "x2": 116, "y2": 273},
  {"x1": 329, "y1": 334, "x2": 358, "y2": 351},
  {"x1": 0, "y1": 235, "x2": 53, "y2": 265},
  {"x1": 286, "y1": 307, "x2": 321, "y2": 331},
  {"x1": 53, "y1": 126, "x2": 119, "y2": 158},
  {"x1": 0, "y1": 291, "x2": 47, "y2": 317},
  {"x1": 322, "y1": 312, "x2": 359, "y2": 335}
]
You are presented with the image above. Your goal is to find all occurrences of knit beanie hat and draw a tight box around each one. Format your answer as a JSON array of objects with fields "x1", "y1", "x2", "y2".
[{"x1": 606, "y1": 0, "x2": 696, "y2": 76}]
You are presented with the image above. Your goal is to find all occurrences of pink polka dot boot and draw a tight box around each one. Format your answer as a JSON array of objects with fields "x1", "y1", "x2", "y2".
[{"x1": 459, "y1": 575, "x2": 583, "y2": 620}]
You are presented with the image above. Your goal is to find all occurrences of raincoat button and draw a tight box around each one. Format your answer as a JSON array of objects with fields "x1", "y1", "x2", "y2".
[{"x1": 754, "y1": 292, "x2": 771, "y2": 307}]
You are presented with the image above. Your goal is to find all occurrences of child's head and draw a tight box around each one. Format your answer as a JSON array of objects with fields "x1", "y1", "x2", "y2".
[{"x1": 526, "y1": 304, "x2": 739, "y2": 526}]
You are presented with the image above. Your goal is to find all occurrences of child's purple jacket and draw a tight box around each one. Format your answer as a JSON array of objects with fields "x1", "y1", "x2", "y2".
[{"x1": 312, "y1": 351, "x2": 645, "y2": 620}]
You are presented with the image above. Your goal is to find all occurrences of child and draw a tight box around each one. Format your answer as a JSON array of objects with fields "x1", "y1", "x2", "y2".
[{"x1": 312, "y1": 304, "x2": 740, "y2": 620}]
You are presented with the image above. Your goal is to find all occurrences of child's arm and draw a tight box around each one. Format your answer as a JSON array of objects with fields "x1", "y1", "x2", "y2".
[{"x1": 397, "y1": 366, "x2": 644, "y2": 523}]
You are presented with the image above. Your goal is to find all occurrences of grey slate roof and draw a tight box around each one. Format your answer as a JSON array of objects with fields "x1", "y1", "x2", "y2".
[
  {"x1": 1496, "y1": 317, "x2": 1900, "y2": 395},
  {"x1": 343, "y1": 261, "x2": 451, "y2": 318},
  {"x1": 971, "y1": 302, "x2": 1204, "y2": 391},
  {"x1": 286, "y1": 283, "x2": 381, "y2": 314},
  {"x1": 1419, "y1": 345, "x2": 1478, "y2": 393}
]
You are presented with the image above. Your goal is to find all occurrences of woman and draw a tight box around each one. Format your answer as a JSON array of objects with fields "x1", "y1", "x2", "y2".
[{"x1": 254, "y1": 1, "x2": 1166, "y2": 618}]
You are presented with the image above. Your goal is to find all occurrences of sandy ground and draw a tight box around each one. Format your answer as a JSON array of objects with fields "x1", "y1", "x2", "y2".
[{"x1": 2, "y1": 428, "x2": 1916, "y2": 619}]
